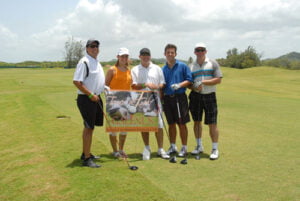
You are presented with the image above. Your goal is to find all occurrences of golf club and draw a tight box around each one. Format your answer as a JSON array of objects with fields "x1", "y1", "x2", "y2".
[
  {"x1": 176, "y1": 96, "x2": 188, "y2": 165},
  {"x1": 169, "y1": 156, "x2": 177, "y2": 163},
  {"x1": 97, "y1": 99, "x2": 138, "y2": 171},
  {"x1": 151, "y1": 92, "x2": 170, "y2": 140},
  {"x1": 180, "y1": 147, "x2": 188, "y2": 165},
  {"x1": 135, "y1": 91, "x2": 144, "y2": 107},
  {"x1": 151, "y1": 92, "x2": 176, "y2": 163}
]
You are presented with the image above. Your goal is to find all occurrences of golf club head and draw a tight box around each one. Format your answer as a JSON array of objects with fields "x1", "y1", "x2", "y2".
[
  {"x1": 169, "y1": 156, "x2": 177, "y2": 163},
  {"x1": 129, "y1": 166, "x2": 138, "y2": 170},
  {"x1": 180, "y1": 159, "x2": 187, "y2": 165},
  {"x1": 195, "y1": 155, "x2": 201, "y2": 160}
]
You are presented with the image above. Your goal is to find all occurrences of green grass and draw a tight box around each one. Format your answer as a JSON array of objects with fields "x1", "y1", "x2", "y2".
[{"x1": 0, "y1": 67, "x2": 299, "y2": 201}]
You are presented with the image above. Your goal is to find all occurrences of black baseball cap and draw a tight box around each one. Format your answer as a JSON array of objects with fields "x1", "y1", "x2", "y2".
[
  {"x1": 86, "y1": 39, "x2": 100, "y2": 47},
  {"x1": 139, "y1": 48, "x2": 151, "y2": 56}
]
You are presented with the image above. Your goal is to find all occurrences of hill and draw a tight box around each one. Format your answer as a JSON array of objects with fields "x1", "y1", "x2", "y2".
[
  {"x1": 277, "y1": 51, "x2": 300, "y2": 61},
  {"x1": 261, "y1": 51, "x2": 300, "y2": 70}
]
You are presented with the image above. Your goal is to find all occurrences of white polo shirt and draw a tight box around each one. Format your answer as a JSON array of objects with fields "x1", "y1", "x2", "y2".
[
  {"x1": 131, "y1": 62, "x2": 165, "y2": 89},
  {"x1": 190, "y1": 57, "x2": 223, "y2": 94},
  {"x1": 131, "y1": 62, "x2": 165, "y2": 128},
  {"x1": 73, "y1": 54, "x2": 105, "y2": 95}
]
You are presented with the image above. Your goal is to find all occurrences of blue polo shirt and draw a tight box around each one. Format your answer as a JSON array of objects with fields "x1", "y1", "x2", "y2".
[{"x1": 162, "y1": 60, "x2": 193, "y2": 95}]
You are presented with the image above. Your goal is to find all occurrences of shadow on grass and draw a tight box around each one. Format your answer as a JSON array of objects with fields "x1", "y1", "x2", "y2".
[{"x1": 65, "y1": 153, "x2": 143, "y2": 168}]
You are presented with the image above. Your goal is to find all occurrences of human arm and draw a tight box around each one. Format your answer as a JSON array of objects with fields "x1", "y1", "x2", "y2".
[
  {"x1": 73, "y1": 81, "x2": 99, "y2": 102},
  {"x1": 105, "y1": 67, "x2": 115, "y2": 87},
  {"x1": 202, "y1": 77, "x2": 222, "y2": 85},
  {"x1": 171, "y1": 64, "x2": 193, "y2": 90}
]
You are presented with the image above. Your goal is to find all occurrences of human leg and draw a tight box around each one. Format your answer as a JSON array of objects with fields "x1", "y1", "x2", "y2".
[
  {"x1": 191, "y1": 121, "x2": 204, "y2": 154},
  {"x1": 155, "y1": 128, "x2": 163, "y2": 149},
  {"x1": 155, "y1": 128, "x2": 170, "y2": 159},
  {"x1": 82, "y1": 127, "x2": 100, "y2": 168},
  {"x1": 141, "y1": 132, "x2": 151, "y2": 160},
  {"x1": 209, "y1": 124, "x2": 219, "y2": 160},
  {"x1": 82, "y1": 127, "x2": 94, "y2": 159},
  {"x1": 168, "y1": 123, "x2": 177, "y2": 144},
  {"x1": 109, "y1": 132, "x2": 118, "y2": 153},
  {"x1": 178, "y1": 124, "x2": 188, "y2": 146},
  {"x1": 119, "y1": 132, "x2": 127, "y2": 151},
  {"x1": 178, "y1": 123, "x2": 188, "y2": 157}
]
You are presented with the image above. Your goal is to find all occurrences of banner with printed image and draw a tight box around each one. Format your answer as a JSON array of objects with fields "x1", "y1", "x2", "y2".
[{"x1": 105, "y1": 90, "x2": 161, "y2": 132}]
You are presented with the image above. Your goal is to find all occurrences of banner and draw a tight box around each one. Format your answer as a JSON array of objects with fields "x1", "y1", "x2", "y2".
[{"x1": 105, "y1": 90, "x2": 161, "y2": 132}]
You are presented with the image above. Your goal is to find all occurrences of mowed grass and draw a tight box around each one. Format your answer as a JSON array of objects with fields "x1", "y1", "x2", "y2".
[{"x1": 0, "y1": 67, "x2": 299, "y2": 201}]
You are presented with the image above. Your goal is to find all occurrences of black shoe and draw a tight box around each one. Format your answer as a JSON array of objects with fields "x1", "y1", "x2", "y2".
[
  {"x1": 80, "y1": 153, "x2": 100, "y2": 160},
  {"x1": 82, "y1": 157, "x2": 101, "y2": 168}
]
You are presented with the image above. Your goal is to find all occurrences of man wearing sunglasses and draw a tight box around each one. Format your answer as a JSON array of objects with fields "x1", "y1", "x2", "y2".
[
  {"x1": 189, "y1": 43, "x2": 223, "y2": 160},
  {"x1": 73, "y1": 39, "x2": 105, "y2": 168}
]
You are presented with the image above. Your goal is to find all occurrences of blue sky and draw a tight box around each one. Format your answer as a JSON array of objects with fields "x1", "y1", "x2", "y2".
[{"x1": 0, "y1": 0, "x2": 299, "y2": 62}]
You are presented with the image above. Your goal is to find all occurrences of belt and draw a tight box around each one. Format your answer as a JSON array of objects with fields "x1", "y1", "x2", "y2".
[{"x1": 164, "y1": 93, "x2": 184, "y2": 98}]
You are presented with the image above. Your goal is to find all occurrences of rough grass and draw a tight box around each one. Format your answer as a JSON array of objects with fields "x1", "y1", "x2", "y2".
[{"x1": 0, "y1": 67, "x2": 299, "y2": 201}]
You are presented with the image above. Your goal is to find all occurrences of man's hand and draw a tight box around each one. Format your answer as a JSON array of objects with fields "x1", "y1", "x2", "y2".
[
  {"x1": 193, "y1": 81, "x2": 202, "y2": 92},
  {"x1": 104, "y1": 85, "x2": 110, "y2": 95},
  {"x1": 171, "y1": 83, "x2": 181, "y2": 90}
]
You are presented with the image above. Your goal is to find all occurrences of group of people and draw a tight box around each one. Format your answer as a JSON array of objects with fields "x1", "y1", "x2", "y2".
[{"x1": 73, "y1": 39, "x2": 223, "y2": 168}]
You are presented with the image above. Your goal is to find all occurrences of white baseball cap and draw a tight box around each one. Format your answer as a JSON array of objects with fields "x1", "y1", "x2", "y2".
[
  {"x1": 195, "y1": 42, "x2": 207, "y2": 49},
  {"x1": 117, "y1": 47, "x2": 130, "y2": 56}
]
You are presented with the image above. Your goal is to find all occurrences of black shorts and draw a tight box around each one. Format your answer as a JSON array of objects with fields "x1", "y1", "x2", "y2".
[
  {"x1": 189, "y1": 91, "x2": 218, "y2": 125},
  {"x1": 163, "y1": 93, "x2": 190, "y2": 125},
  {"x1": 77, "y1": 95, "x2": 104, "y2": 129}
]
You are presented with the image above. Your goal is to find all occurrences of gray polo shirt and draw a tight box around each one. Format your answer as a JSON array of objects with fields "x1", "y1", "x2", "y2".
[{"x1": 190, "y1": 57, "x2": 222, "y2": 94}]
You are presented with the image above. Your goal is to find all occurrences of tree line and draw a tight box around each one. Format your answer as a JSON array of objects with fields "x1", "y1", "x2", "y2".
[
  {"x1": 64, "y1": 38, "x2": 300, "y2": 70},
  {"x1": 1, "y1": 37, "x2": 299, "y2": 70},
  {"x1": 216, "y1": 46, "x2": 300, "y2": 70}
]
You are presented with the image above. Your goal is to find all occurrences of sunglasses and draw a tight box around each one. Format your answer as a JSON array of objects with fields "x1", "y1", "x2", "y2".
[
  {"x1": 195, "y1": 48, "x2": 206, "y2": 52},
  {"x1": 140, "y1": 53, "x2": 150, "y2": 56},
  {"x1": 89, "y1": 45, "x2": 99, "y2": 48}
]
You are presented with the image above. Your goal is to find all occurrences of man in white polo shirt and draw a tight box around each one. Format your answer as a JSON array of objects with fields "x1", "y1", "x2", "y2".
[
  {"x1": 189, "y1": 42, "x2": 223, "y2": 160},
  {"x1": 131, "y1": 48, "x2": 170, "y2": 160},
  {"x1": 73, "y1": 39, "x2": 105, "y2": 168}
]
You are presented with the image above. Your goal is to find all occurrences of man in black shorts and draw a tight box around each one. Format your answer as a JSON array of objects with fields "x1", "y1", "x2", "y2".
[
  {"x1": 73, "y1": 39, "x2": 106, "y2": 168},
  {"x1": 189, "y1": 42, "x2": 223, "y2": 160},
  {"x1": 162, "y1": 44, "x2": 193, "y2": 157}
]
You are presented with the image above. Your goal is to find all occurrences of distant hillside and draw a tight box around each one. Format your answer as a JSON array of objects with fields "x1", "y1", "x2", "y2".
[
  {"x1": 262, "y1": 51, "x2": 300, "y2": 70},
  {"x1": 277, "y1": 52, "x2": 300, "y2": 61}
]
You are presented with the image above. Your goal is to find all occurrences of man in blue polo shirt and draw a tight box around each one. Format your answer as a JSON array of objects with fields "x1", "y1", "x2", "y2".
[{"x1": 162, "y1": 44, "x2": 193, "y2": 157}]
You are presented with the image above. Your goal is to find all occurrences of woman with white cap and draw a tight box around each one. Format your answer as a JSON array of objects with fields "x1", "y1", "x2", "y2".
[{"x1": 105, "y1": 47, "x2": 132, "y2": 158}]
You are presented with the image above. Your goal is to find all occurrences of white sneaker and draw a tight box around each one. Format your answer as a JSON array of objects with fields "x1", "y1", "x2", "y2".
[
  {"x1": 157, "y1": 149, "x2": 170, "y2": 159},
  {"x1": 178, "y1": 147, "x2": 187, "y2": 157},
  {"x1": 191, "y1": 145, "x2": 204, "y2": 155},
  {"x1": 166, "y1": 146, "x2": 178, "y2": 155},
  {"x1": 210, "y1": 149, "x2": 219, "y2": 160},
  {"x1": 142, "y1": 147, "x2": 151, "y2": 160},
  {"x1": 112, "y1": 151, "x2": 121, "y2": 158}
]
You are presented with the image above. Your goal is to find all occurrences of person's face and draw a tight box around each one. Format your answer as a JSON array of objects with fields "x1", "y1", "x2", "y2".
[
  {"x1": 117, "y1": 54, "x2": 129, "y2": 65},
  {"x1": 194, "y1": 47, "x2": 207, "y2": 58},
  {"x1": 86, "y1": 42, "x2": 99, "y2": 59},
  {"x1": 164, "y1": 48, "x2": 177, "y2": 62},
  {"x1": 139, "y1": 54, "x2": 151, "y2": 65}
]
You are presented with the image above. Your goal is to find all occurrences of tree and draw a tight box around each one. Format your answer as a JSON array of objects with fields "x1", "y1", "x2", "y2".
[
  {"x1": 64, "y1": 37, "x2": 85, "y2": 68},
  {"x1": 187, "y1": 56, "x2": 193, "y2": 66},
  {"x1": 224, "y1": 46, "x2": 261, "y2": 69}
]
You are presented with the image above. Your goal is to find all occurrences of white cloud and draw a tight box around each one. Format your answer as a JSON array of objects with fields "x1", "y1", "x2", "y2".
[{"x1": 0, "y1": 0, "x2": 299, "y2": 62}]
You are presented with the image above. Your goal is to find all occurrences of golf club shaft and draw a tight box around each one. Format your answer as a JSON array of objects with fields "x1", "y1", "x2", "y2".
[
  {"x1": 151, "y1": 92, "x2": 170, "y2": 141},
  {"x1": 135, "y1": 91, "x2": 144, "y2": 107},
  {"x1": 97, "y1": 97, "x2": 137, "y2": 170}
]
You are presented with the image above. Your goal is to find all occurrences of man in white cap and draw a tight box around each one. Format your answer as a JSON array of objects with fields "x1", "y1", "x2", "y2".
[
  {"x1": 189, "y1": 42, "x2": 223, "y2": 160},
  {"x1": 73, "y1": 39, "x2": 105, "y2": 168}
]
